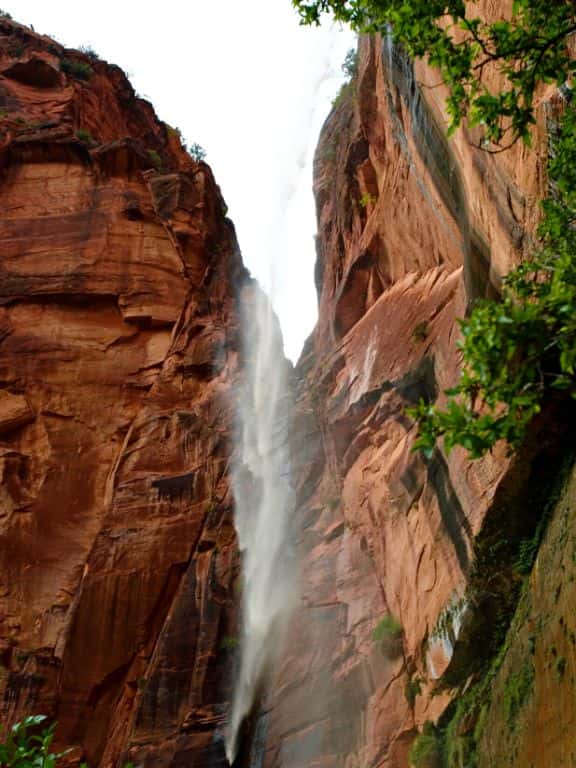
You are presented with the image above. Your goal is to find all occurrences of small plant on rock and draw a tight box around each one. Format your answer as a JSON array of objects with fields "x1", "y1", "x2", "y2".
[
  {"x1": 409, "y1": 722, "x2": 442, "y2": 768},
  {"x1": 359, "y1": 192, "x2": 376, "y2": 208},
  {"x1": 412, "y1": 321, "x2": 429, "y2": 343},
  {"x1": 60, "y1": 58, "x2": 93, "y2": 81},
  {"x1": 373, "y1": 614, "x2": 403, "y2": 658},
  {"x1": 341, "y1": 47, "x2": 358, "y2": 79},
  {"x1": 220, "y1": 635, "x2": 240, "y2": 652},
  {"x1": 79, "y1": 45, "x2": 100, "y2": 60},
  {"x1": 188, "y1": 142, "x2": 206, "y2": 162},
  {"x1": 405, "y1": 676, "x2": 422, "y2": 707},
  {"x1": 75, "y1": 128, "x2": 93, "y2": 143},
  {"x1": 147, "y1": 149, "x2": 162, "y2": 171}
]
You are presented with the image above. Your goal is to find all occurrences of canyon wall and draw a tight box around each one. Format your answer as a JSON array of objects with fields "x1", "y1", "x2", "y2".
[
  {"x1": 1, "y1": 10, "x2": 574, "y2": 768},
  {"x1": 261, "y1": 28, "x2": 571, "y2": 768},
  {"x1": 0, "y1": 18, "x2": 241, "y2": 767}
]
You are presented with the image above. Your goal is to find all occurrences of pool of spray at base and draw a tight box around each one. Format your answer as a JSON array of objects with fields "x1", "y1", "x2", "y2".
[{"x1": 226, "y1": 283, "x2": 296, "y2": 764}]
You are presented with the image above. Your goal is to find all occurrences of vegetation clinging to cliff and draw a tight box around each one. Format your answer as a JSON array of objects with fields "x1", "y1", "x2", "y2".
[
  {"x1": 295, "y1": 0, "x2": 576, "y2": 458},
  {"x1": 293, "y1": 0, "x2": 576, "y2": 149},
  {"x1": 410, "y1": 105, "x2": 576, "y2": 458},
  {"x1": 0, "y1": 716, "x2": 69, "y2": 768}
]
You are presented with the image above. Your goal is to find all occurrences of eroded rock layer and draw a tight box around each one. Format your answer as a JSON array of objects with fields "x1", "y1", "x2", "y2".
[
  {"x1": 262, "y1": 30, "x2": 567, "y2": 768},
  {"x1": 0, "y1": 18, "x2": 242, "y2": 766}
]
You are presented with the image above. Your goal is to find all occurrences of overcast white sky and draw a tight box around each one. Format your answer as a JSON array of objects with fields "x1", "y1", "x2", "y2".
[{"x1": 4, "y1": 1, "x2": 354, "y2": 360}]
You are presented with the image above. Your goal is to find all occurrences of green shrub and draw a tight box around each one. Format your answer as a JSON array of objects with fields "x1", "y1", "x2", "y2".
[
  {"x1": 188, "y1": 142, "x2": 206, "y2": 162},
  {"x1": 409, "y1": 722, "x2": 442, "y2": 768},
  {"x1": 373, "y1": 614, "x2": 403, "y2": 657},
  {"x1": 167, "y1": 125, "x2": 184, "y2": 146},
  {"x1": 359, "y1": 192, "x2": 376, "y2": 208},
  {"x1": 341, "y1": 47, "x2": 358, "y2": 79},
  {"x1": 146, "y1": 149, "x2": 162, "y2": 170},
  {"x1": 0, "y1": 9, "x2": 12, "y2": 19},
  {"x1": 0, "y1": 715, "x2": 70, "y2": 768},
  {"x1": 220, "y1": 635, "x2": 239, "y2": 652},
  {"x1": 60, "y1": 58, "x2": 93, "y2": 81},
  {"x1": 78, "y1": 45, "x2": 99, "y2": 60},
  {"x1": 75, "y1": 128, "x2": 93, "y2": 143},
  {"x1": 412, "y1": 321, "x2": 429, "y2": 343},
  {"x1": 405, "y1": 676, "x2": 422, "y2": 707},
  {"x1": 332, "y1": 81, "x2": 354, "y2": 109}
]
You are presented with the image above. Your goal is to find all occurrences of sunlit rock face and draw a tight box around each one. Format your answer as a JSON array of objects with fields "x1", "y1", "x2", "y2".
[
  {"x1": 0, "y1": 18, "x2": 245, "y2": 766},
  {"x1": 263, "y1": 25, "x2": 557, "y2": 768}
]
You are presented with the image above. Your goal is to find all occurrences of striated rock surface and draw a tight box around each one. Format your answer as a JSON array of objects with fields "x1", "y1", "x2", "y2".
[
  {"x1": 0, "y1": 18, "x2": 244, "y2": 767},
  {"x1": 262, "y1": 26, "x2": 568, "y2": 768}
]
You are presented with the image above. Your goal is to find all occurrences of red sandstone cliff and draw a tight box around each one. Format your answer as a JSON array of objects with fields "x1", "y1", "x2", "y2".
[
  {"x1": 261, "y1": 28, "x2": 569, "y2": 768},
  {"x1": 1, "y1": 10, "x2": 573, "y2": 768},
  {"x1": 0, "y1": 18, "x2": 241, "y2": 766}
]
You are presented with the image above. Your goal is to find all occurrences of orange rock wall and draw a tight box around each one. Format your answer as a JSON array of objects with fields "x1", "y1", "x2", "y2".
[
  {"x1": 262, "y1": 30, "x2": 560, "y2": 768},
  {"x1": 0, "y1": 19, "x2": 241, "y2": 767}
]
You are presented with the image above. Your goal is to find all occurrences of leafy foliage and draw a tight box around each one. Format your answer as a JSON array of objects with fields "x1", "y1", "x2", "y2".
[
  {"x1": 373, "y1": 614, "x2": 403, "y2": 657},
  {"x1": 0, "y1": 9, "x2": 12, "y2": 19},
  {"x1": 409, "y1": 721, "x2": 442, "y2": 768},
  {"x1": 409, "y1": 104, "x2": 576, "y2": 458},
  {"x1": 0, "y1": 716, "x2": 70, "y2": 768},
  {"x1": 342, "y1": 47, "x2": 358, "y2": 79},
  {"x1": 359, "y1": 191, "x2": 376, "y2": 207},
  {"x1": 220, "y1": 635, "x2": 240, "y2": 651},
  {"x1": 412, "y1": 321, "x2": 429, "y2": 342},
  {"x1": 331, "y1": 81, "x2": 353, "y2": 109},
  {"x1": 293, "y1": 0, "x2": 576, "y2": 148},
  {"x1": 78, "y1": 45, "x2": 100, "y2": 61},
  {"x1": 75, "y1": 129, "x2": 93, "y2": 143},
  {"x1": 146, "y1": 149, "x2": 162, "y2": 170},
  {"x1": 188, "y1": 142, "x2": 206, "y2": 162},
  {"x1": 373, "y1": 613, "x2": 402, "y2": 641},
  {"x1": 405, "y1": 676, "x2": 422, "y2": 708},
  {"x1": 60, "y1": 58, "x2": 93, "y2": 81}
]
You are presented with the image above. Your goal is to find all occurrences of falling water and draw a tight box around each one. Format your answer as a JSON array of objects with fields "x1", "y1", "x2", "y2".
[
  {"x1": 226, "y1": 24, "x2": 356, "y2": 765},
  {"x1": 226, "y1": 283, "x2": 295, "y2": 764}
]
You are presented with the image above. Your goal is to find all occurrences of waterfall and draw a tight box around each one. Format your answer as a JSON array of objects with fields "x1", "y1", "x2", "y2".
[
  {"x1": 225, "y1": 24, "x2": 355, "y2": 764},
  {"x1": 226, "y1": 283, "x2": 295, "y2": 764}
]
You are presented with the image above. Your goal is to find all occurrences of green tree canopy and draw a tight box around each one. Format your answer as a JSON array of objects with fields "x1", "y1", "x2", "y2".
[{"x1": 293, "y1": 0, "x2": 576, "y2": 148}]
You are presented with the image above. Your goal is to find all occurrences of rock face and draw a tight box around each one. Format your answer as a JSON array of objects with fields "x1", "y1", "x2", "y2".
[
  {"x1": 261, "y1": 29, "x2": 567, "y2": 768},
  {"x1": 1, "y1": 10, "x2": 572, "y2": 768},
  {"x1": 0, "y1": 18, "x2": 243, "y2": 766}
]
